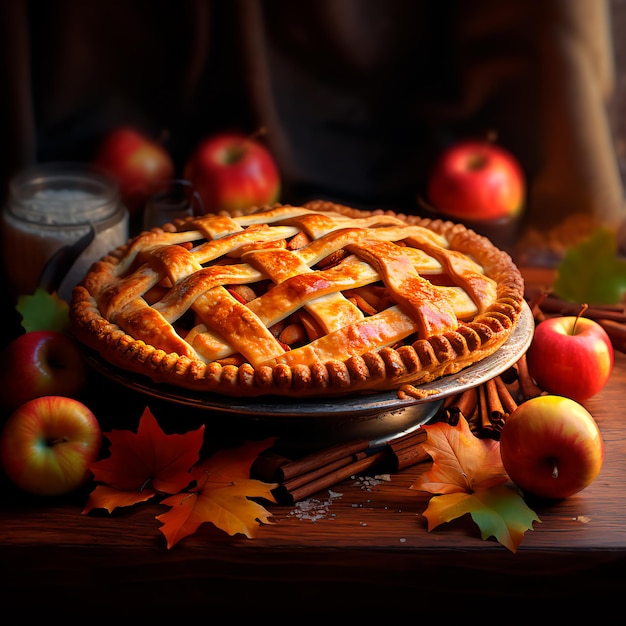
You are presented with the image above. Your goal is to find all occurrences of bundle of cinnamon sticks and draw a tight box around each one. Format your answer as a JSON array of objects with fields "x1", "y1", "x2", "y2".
[
  {"x1": 253, "y1": 290, "x2": 625, "y2": 504},
  {"x1": 440, "y1": 352, "x2": 544, "y2": 439},
  {"x1": 433, "y1": 289, "x2": 626, "y2": 436},
  {"x1": 253, "y1": 428, "x2": 430, "y2": 505},
  {"x1": 253, "y1": 358, "x2": 532, "y2": 504},
  {"x1": 253, "y1": 359, "x2": 540, "y2": 504}
]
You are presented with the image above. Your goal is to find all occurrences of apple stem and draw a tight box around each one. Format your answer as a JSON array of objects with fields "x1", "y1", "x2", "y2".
[
  {"x1": 573, "y1": 304, "x2": 589, "y2": 334},
  {"x1": 550, "y1": 458, "x2": 559, "y2": 479}
]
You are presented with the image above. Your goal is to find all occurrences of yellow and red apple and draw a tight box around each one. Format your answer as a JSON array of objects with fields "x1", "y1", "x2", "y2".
[
  {"x1": 92, "y1": 126, "x2": 175, "y2": 217},
  {"x1": 426, "y1": 140, "x2": 525, "y2": 222},
  {"x1": 0, "y1": 395, "x2": 102, "y2": 496},
  {"x1": 0, "y1": 330, "x2": 87, "y2": 416},
  {"x1": 499, "y1": 395, "x2": 604, "y2": 500},
  {"x1": 526, "y1": 316, "x2": 614, "y2": 403},
  {"x1": 183, "y1": 131, "x2": 281, "y2": 215}
]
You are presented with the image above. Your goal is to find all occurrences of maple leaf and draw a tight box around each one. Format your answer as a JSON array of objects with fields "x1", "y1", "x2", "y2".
[
  {"x1": 421, "y1": 484, "x2": 541, "y2": 553},
  {"x1": 83, "y1": 407, "x2": 205, "y2": 514},
  {"x1": 16, "y1": 288, "x2": 70, "y2": 333},
  {"x1": 410, "y1": 416, "x2": 540, "y2": 552},
  {"x1": 412, "y1": 415, "x2": 509, "y2": 494},
  {"x1": 553, "y1": 227, "x2": 626, "y2": 305},
  {"x1": 157, "y1": 438, "x2": 278, "y2": 548}
]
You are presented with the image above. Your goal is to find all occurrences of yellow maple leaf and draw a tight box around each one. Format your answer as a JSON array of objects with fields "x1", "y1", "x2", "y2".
[
  {"x1": 157, "y1": 438, "x2": 277, "y2": 548},
  {"x1": 410, "y1": 416, "x2": 540, "y2": 552}
]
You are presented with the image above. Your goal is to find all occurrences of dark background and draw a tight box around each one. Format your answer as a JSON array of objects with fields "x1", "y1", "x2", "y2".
[{"x1": 1, "y1": 0, "x2": 625, "y2": 335}]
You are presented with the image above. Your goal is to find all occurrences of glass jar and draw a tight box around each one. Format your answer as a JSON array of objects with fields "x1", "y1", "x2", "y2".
[{"x1": 2, "y1": 162, "x2": 129, "y2": 302}]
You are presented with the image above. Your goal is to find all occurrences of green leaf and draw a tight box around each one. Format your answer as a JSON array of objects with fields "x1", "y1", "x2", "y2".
[
  {"x1": 421, "y1": 484, "x2": 541, "y2": 553},
  {"x1": 553, "y1": 228, "x2": 626, "y2": 305},
  {"x1": 16, "y1": 288, "x2": 70, "y2": 333}
]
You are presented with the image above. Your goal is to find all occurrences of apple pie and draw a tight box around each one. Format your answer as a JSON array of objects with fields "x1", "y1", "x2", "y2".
[{"x1": 70, "y1": 201, "x2": 525, "y2": 399}]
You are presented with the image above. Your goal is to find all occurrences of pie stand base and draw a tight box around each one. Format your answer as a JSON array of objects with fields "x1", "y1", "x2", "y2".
[{"x1": 84, "y1": 302, "x2": 534, "y2": 453}]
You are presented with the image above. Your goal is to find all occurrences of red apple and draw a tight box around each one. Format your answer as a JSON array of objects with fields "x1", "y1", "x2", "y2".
[
  {"x1": 499, "y1": 395, "x2": 604, "y2": 500},
  {"x1": 0, "y1": 331, "x2": 87, "y2": 415},
  {"x1": 183, "y1": 131, "x2": 281, "y2": 215},
  {"x1": 526, "y1": 315, "x2": 614, "y2": 403},
  {"x1": 0, "y1": 395, "x2": 101, "y2": 496},
  {"x1": 426, "y1": 140, "x2": 525, "y2": 221},
  {"x1": 92, "y1": 126, "x2": 175, "y2": 216}
]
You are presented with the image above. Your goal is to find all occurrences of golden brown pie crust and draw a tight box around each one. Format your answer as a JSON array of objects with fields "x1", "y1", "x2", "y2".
[{"x1": 69, "y1": 201, "x2": 525, "y2": 399}]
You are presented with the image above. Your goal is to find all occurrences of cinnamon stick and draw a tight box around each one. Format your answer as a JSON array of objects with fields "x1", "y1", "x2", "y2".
[
  {"x1": 494, "y1": 375, "x2": 518, "y2": 414},
  {"x1": 465, "y1": 393, "x2": 481, "y2": 434},
  {"x1": 597, "y1": 318, "x2": 626, "y2": 353},
  {"x1": 281, "y1": 452, "x2": 368, "y2": 491},
  {"x1": 280, "y1": 450, "x2": 387, "y2": 504},
  {"x1": 270, "y1": 427, "x2": 433, "y2": 503},
  {"x1": 458, "y1": 387, "x2": 479, "y2": 417},
  {"x1": 526, "y1": 290, "x2": 549, "y2": 320},
  {"x1": 478, "y1": 381, "x2": 493, "y2": 434},
  {"x1": 443, "y1": 387, "x2": 478, "y2": 424},
  {"x1": 485, "y1": 377, "x2": 505, "y2": 421},
  {"x1": 277, "y1": 439, "x2": 370, "y2": 482},
  {"x1": 515, "y1": 353, "x2": 545, "y2": 400},
  {"x1": 391, "y1": 443, "x2": 430, "y2": 470},
  {"x1": 443, "y1": 392, "x2": 460, "y2": 409},
  {"x1": 251, "y1": 451, "x2": 291, "y2": 483},
  {"x1": 387, "y1": 429, "x2": 430, "y2": 470},
  {"x1": 538, "y1": 296, "x2": 626, "y2": 323},
  {"x1": 441, "y1": 393, "x2": 461, "y2": 424}
]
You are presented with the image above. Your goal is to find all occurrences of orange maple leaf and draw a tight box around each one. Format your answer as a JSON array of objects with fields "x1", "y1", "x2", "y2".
[
  {"x1": 412, "y1": 415, "x2": 509, "y2": 495},
  {"x1": 410, "y1": 415, "x2": 540, "y2": 552},
  {"x1": 157, "y1": 438, "x2": 278, "y2": 548},
  {"x1": 82, "y1": 407, "x2": 205, "y2": 514}
]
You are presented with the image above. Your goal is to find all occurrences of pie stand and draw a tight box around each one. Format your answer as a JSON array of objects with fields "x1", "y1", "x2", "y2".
[{"x1": 86, "y1": 300, "x2": 534, "y2": 454}]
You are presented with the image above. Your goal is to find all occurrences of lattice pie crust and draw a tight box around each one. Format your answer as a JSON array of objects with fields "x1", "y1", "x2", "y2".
[{"x1": 70, "y1": 201, "x2": 525, "y2": 399}]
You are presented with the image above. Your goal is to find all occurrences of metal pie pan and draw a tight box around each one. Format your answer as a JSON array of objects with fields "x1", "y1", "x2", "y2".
[{"x1": 86, "y1": 301, "x2": 534, "y2": 448}]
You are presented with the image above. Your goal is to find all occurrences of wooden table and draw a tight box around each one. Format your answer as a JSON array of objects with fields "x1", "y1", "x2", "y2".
[{"x1": 1, "y1": 269, "x2": 625, "y2": 619}]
